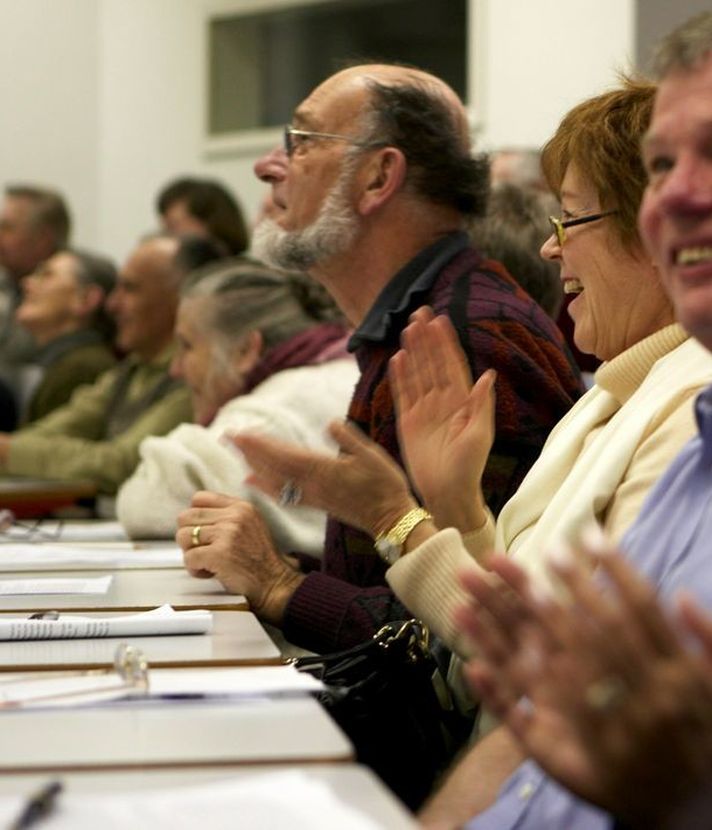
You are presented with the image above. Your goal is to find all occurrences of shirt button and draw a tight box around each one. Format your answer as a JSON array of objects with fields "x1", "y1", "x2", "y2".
[{"x1": 518, "y1": 782, "x2": 534, "y2": 801}]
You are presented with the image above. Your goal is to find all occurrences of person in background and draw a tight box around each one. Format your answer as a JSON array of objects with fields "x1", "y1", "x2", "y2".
[
  {"x1": 157, "y1": 177, "x2": 249, "y2": 257},
  {"x1": 15, "y1": 249, "x2": 117, "y2": 424},
  {"x1": 468, "y1": 183, "x2": 563, "y2": 318},
  {"x1": 0, "y1": 185, "x2": 71, "y2": 392},
  {"x1": 489, "y1": 148, "x2": 547, "y2": 192},
  {"x1": 0, "y1": 235, "x2": 192, "y2": 495},
  {"x1": 117, "y1": 259, "x2": 358, "y2": 553}
]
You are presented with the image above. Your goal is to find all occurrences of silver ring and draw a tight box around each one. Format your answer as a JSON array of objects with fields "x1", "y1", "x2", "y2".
[
  {"x1": 279, "y1": 480, "x2": 302, "y2": 507},
  {"x1": 191, "y1": 525, "x2": 202, "y2": 547},
  {"x1": 585, "y1": 676, "x2": 627, "y2": 711}
]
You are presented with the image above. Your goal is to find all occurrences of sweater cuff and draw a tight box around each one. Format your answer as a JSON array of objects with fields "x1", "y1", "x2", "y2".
[
  {"x1": 386, "y1": 526, "x2": 482, "y2": 656},
  {"x1": 460, "y1": 509, "x2": 496, "y2": 561},
  {"x1": 282, "y1": 571, "x2": 365, "y2": 653}
]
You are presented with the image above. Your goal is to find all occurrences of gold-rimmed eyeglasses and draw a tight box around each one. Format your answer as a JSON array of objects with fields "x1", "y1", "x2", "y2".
[
  {"x1": 283, "y1": 125, "x2": 385, "y2": 157},
  {"x1": 548, "y1": 210, "x2": 619, "y2": 247}
]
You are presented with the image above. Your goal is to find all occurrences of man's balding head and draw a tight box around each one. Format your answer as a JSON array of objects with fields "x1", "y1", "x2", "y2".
[
  {"x1": 252, "y1": 62, "x2": 488, "y2": 320},
  {"x1": 311, "y1": 64, "x2": 486, "y2": 216},
  {"x1": 107, "y1": 235, "x2": 182, "y2": 360}
]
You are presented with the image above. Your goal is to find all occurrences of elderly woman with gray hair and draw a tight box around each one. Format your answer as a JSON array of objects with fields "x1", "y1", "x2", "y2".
[{"x1": 116, "y1": 259, "x2": 358, "y2": 553}]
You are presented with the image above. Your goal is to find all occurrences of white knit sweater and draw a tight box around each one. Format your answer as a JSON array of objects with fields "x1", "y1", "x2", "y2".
[{"x1": 117, "y1": 358, "x2": 359, "y2": 554}]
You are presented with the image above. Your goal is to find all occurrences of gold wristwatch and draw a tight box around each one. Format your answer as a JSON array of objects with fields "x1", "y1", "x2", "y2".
[{"x1": 374, "y1": 507, "x2": 433, "y2": 566}]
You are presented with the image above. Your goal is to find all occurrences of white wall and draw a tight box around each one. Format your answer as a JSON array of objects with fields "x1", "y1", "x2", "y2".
[
  {"x1": 0, "y1": 0, "x2": 99, "y2": 249},
  {"x1": 0, "y1": 0, "x2": 670, "y2": 265},
  {"x1": 472, "y1": 0, "x2": 636, "y2": 151},
  {"x1": 97, "y1": 0, "x2": 275, "y2": 262}
]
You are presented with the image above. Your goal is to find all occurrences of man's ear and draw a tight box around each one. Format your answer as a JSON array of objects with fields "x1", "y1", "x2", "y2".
[
  {"x1": 74, "y1": 284, "x2": 104, "y2": 319},
  {"x1": 357, "y1": 147, "x2": 407, "y2": 216}
]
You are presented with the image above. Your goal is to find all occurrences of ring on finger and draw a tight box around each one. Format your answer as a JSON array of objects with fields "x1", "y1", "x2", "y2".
[
  {"x1": 585, "y1": 676, "x2": 627, "y2": 711},
  {"x1": 191, "y1": 525, "x2": 203, "y2": 547},
  {"x1": 279, "y1": 479, "x2": 303, "y2": 507}
]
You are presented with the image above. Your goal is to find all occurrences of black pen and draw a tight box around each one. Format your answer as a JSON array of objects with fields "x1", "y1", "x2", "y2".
[{"x1": 9, "y1": 780, "x2": 62, "y2": 830}]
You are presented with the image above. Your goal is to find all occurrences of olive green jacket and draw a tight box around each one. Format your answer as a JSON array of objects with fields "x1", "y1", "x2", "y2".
[
  {"x1": 23, "y1": 330, "x2": 117, "y2": 424},
  {"x1": 5, "y1": 345, "x2": 192, "y2": 494}
]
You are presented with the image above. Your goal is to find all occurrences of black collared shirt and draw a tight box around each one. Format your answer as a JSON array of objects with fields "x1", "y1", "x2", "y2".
[{"x1": 347, "y1": 230, "x2": 469, "y2": 351}]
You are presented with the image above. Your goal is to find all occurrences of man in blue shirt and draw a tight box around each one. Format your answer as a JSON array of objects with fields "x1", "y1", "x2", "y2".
[{"x1": 421, "y1": 12, "x2": 712, "y2": 830}]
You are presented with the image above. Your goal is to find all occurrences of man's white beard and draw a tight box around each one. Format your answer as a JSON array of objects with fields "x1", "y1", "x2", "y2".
[{"x1": 252, "y1": 163, "x2": 360, "y2": 272}]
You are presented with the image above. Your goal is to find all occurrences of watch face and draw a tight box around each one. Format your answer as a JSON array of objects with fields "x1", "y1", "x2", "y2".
[{"x1": 375, "y1": 537, "x2": 400, "y2": 566}]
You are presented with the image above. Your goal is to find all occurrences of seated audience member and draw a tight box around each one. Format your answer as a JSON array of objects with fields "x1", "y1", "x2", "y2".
[
  {"x1": 173, "y1": 62, "x2": 583, "y2": 654},
  {"x1": 0, "y1": 185, "x2": 71, "y2": 388},
  {"x1": 0, "y1": 235, "x2": 192, "y2": 494},
  {"x1": 230, "y1": 77, "x2": 712, "y2": 656},
  {"x1": 157, "y1": 177, "x2": 248, "y2": 256},
  {"x1": 15, "y1": 249, "x2": 117, "y2": 423},
  {"x1": 117, "y1": 260, "x2": 358, "y2": 551},
  {"x1": 490, "y1": 148, "x2": 548, "y2": 192},
  {"x1": 469, "y1": 183, "x2": 563, "y2": 318},
  {"x1": 416, "y1": 13, "x2": 712, "y2": 829}
]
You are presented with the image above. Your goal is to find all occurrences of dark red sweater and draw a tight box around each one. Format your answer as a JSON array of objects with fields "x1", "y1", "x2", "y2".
[{"x1": 284, "y1": 236, "x2": 583, "y2": 651}]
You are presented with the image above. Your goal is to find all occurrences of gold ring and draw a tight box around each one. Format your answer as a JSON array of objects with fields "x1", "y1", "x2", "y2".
[
  {"x1": 191, "y1": 525, "x2": 202, "y2": 547},
  {"x1": 585, "y1": 676, "x2": 627, "y2": 711}
]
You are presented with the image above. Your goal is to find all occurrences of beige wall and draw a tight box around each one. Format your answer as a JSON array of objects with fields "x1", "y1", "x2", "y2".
[{"x1": 0, "y1": 0, "x2": 704, "y2": 265}]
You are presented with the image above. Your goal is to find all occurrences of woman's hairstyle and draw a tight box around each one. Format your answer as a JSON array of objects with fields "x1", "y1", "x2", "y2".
[
  {"x1": 469, "y1": 183, "x2": 562, "y2": 318},
  {"x1": 157, "y1": 177, "x2": 249, "y2": 256},
  {"x1": 181, "y1": 258, "x2": 342, "y2": 362},
  {"x1": 540, "y1": 76, "x2": 656, "y2": 249},
  {"x1": 66, "y1": 248, "x2": 117, "y2": 343}
]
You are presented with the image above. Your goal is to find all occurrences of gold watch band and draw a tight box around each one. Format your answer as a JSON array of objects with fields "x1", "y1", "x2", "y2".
[{"x1": 376, "y1": 507, "x2": 433, "y2": 546}]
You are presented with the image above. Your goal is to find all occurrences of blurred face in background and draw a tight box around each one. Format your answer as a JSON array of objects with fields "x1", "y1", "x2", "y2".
[
  {"x1": 0, "y1": 196, "x2": 53, "y2": 281},
  {"x1": 107, "y1": 238, "x2": 179, "y2": 360},
  {"x1": 16, "y1": 252, "x2": 98, "y2": 346},
  {"x1": 160, "y1": 199, "x2": 209, "y2": 238},
  {"x1": 170, "y1": 295, "x2": 261, "y2": 426}
]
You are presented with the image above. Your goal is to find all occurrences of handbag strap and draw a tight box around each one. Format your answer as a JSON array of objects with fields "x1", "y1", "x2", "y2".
[{"x1": 293, "y1": 620, "x2": 431, "y2": 673}]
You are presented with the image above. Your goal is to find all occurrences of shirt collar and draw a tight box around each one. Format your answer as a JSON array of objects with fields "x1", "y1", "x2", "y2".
[
  {"x1": 695, "y1": 383, "x2": 712, "y2": 461},
  {"x1": 348, "y1": 231, "x2": 469, "y2": 351},
  {"x1": 125, "y1": 342, "x2": 177, "y2": 371}
]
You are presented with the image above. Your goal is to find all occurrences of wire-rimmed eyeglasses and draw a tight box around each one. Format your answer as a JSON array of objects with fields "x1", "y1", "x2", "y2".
[
  {"x1": 0, "y1": 509, "x2": 63, "y2": 542},
  {"x1": 548, "y1": 210, "x2": 619, "y2": 247},
  {"x1": 283, "y1": 125, "x2": 385, "y2": 158}
]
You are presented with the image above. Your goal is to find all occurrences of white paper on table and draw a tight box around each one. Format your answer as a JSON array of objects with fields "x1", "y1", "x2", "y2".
[
  {"x1": 149, "y1": 665, "x2": 321, "y2": 696},
  {"x1": 0, "y1": 605, "x2": 211, "y2": 640},
  {"x1": 0, "y1": 772, "x2": 384, "y2": 829},
  {"x1": 0, "y1": 665, "x2": 321, "y2": 709},
  {"x1": 0, "y1": 575, "x2": 112, "y2": 596},
  {"x1": 0, "y1": 543, "x2": 183, "y2": 571}
]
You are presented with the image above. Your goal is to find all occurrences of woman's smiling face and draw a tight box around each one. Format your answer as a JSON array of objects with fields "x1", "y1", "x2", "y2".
[{"x1": 540, "y1": 163, "x2": 674, "y2": 361}]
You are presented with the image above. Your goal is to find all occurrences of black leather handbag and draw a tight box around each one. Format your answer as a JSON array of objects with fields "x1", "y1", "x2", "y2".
[{"x1": 294, "y1": 620, "x2": 469, "y2": 810}]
